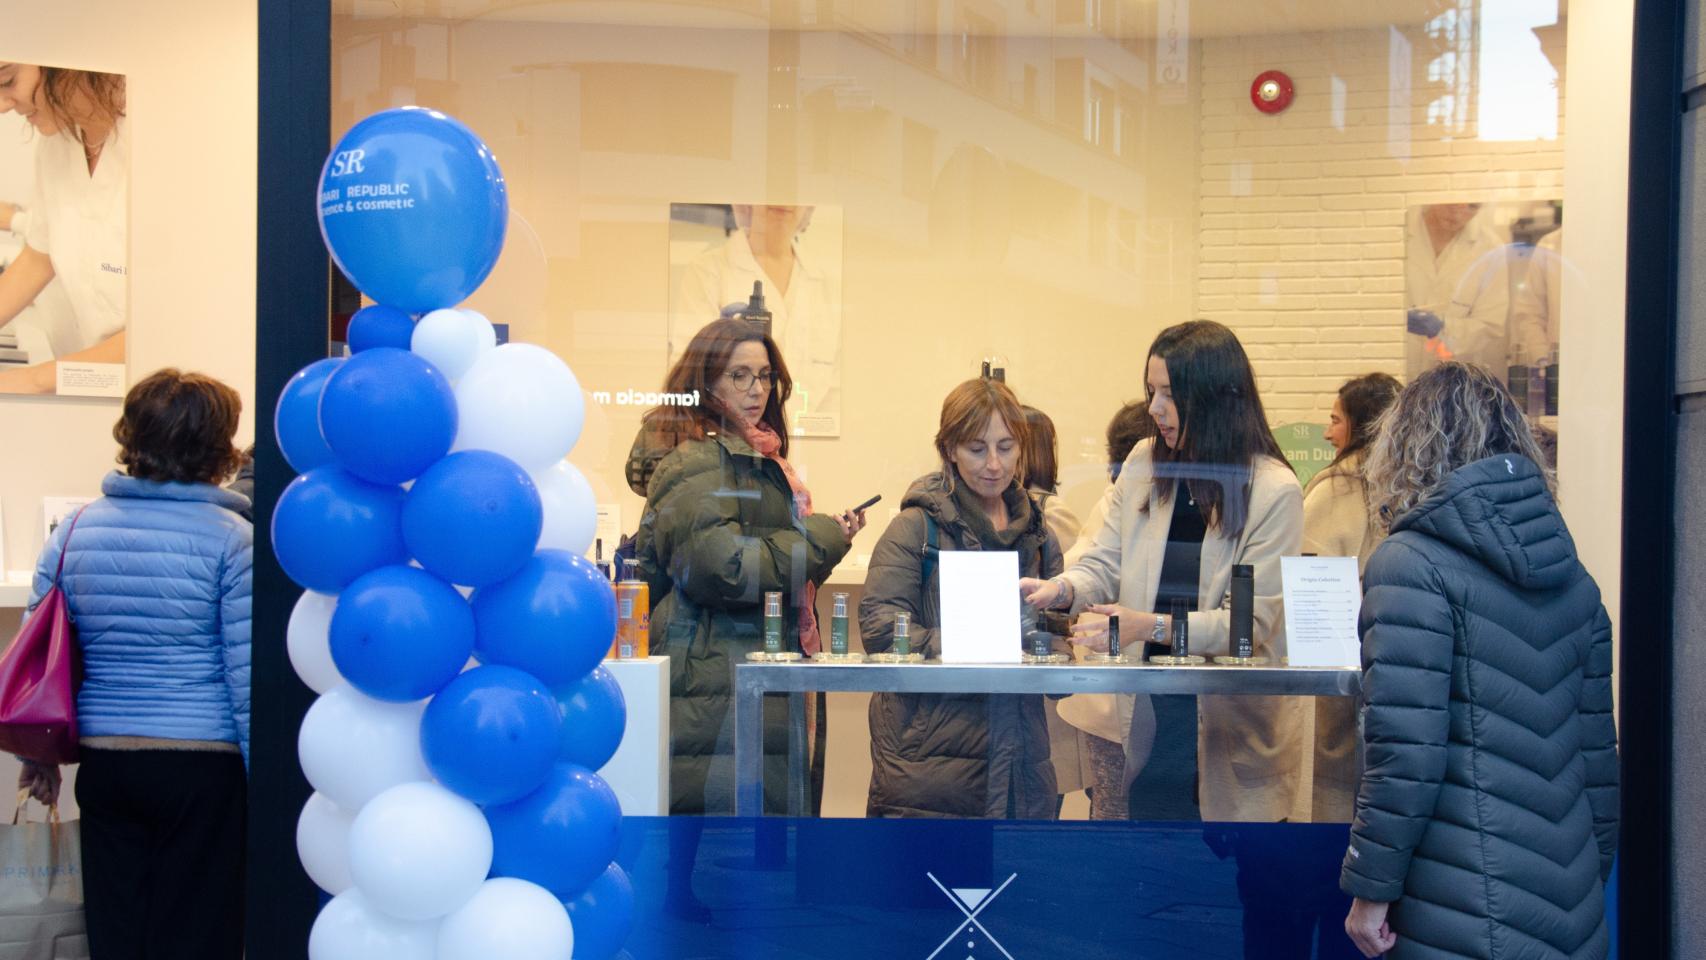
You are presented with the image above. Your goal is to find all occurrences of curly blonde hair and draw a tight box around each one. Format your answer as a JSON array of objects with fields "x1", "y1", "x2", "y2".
[{"x1": 1364, "y1": 362, "x2": 1556, "y2": 529}]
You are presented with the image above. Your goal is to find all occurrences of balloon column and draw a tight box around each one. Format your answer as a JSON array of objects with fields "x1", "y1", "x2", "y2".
[{"x1": 282, "y1": 107, "x2": 634, "y2": 960}]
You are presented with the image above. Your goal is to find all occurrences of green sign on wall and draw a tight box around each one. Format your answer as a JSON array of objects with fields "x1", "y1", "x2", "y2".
[{"x1": 1272, "y1": 422, "x2": 1338, "y2": 488}]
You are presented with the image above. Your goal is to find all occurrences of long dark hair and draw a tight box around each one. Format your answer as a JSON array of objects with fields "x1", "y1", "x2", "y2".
[
  {"x1": 1018, "y1": 405, "x2": 1059, "y2": 493},
  {"x1": 640, "y1": 318, "x2": 793, "y2": 458},
  {"x1": 1147, "y1": 321, "x2": 1287, "y2": 537},
  {"x1": 1329, "y1": 372, "x2": 1402, "y2": 469}
]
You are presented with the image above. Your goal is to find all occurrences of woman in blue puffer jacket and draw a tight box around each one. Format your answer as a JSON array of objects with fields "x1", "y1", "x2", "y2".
[
  {"x1": 21, "y1": 368, "x2": 251, "y2": 960},
  {"x1": 1341, "y1": 363, "x2": 1617, "y2": 960}
]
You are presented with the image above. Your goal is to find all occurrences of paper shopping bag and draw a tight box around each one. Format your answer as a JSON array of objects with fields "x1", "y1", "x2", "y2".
[{"x1": 0, "y1": 795, "x2": 87, "y2": 960}]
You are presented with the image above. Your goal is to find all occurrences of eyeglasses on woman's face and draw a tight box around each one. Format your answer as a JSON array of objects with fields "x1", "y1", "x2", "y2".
[{"x1": 723, "y1": 368, "x2": 775, "y2": 393}]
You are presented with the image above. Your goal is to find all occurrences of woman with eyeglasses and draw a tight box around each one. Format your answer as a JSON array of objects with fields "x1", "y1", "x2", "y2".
[{"x1": 629, "y1": 318, "x2": 868, "y2": 819}]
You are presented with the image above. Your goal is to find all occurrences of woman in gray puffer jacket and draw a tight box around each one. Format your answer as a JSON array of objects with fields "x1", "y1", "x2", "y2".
[
  {"x1": 861, "y1": 378, "x2": 1063, "y2": 819},
  {"x1": 1341, "y1": 363, "x2": 1618, "y2": 960}
]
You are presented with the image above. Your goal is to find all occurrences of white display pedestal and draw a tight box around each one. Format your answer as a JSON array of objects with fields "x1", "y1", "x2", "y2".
[{"x1": 598, "y1": 655, "x2": 669, "y2": 816}]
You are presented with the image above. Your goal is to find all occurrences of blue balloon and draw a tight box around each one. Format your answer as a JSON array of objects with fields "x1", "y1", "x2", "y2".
[
  {"x1": 552, "y1": 666, "x2": 626, "y2": 771},
  {"x1": 318, "y1": 347, "x2": 457, "y2": 485},
  {"x1": 565, "y1": 862, "x2": 634, "y2": 960},
  {"x1": 485, "y1": 763, "x2": 621, "y2": 900},
  {"x1": 329, "y1": 565, "x2": 475, "y2": 702},
  {"x1": 272, "y1": 467, "x2": 408, "y2": 593},
  {"x1": 403, "y1": 451, "x2": 542, "y2": 588},
  {"x1": 347, "y1": 304, "x2": 415, "y2": 353},
  {"x1": 273, "y1": 358, "x2": 342, "y2": 474},
  {"x1": 422, "y1": 666, "x2": 561, "y2": 805},
  {"x1": 318, "y1": 107, "x2": 508, "y2": 313},
  {"x1": 471, "y1": 551, "x2": 616, "y2": 686}
]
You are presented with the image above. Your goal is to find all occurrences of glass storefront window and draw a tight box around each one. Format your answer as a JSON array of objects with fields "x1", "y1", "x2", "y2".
[{"x1": 330, "y1": 0, "x2": 1606, "y2": 826}]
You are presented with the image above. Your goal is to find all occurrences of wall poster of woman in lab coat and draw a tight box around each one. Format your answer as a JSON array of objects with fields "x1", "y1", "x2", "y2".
[
  {"x1": 0, "y1": 61, "x2": 128, "y2": 398},
  {"x1": 1404, "y1": 199, "x2": 1564, "y2": 420},
  {"x1": 669, "y1": 203, "x2": 844, "y2": 437}
]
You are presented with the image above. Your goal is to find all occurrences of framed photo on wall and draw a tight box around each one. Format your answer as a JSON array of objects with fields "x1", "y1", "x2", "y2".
[
  {"x1": 0, "y1": 60, "x2": 128, "y2": 398},
  {"x1": 668, "y1": 203, "x2": 845, "y2": 437}
]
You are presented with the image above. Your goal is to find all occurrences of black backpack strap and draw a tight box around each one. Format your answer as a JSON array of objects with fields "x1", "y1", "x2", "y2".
[{"x1": 920, "y1": 513, "x2": 939, "y2": 585}]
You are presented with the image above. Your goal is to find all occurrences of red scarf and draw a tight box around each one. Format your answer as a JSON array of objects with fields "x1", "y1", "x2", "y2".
[{"x1": 742, "y1": 421, "x2": 821, "y2": 655}]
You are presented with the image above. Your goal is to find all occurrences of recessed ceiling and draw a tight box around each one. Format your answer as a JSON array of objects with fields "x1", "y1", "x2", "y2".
[{"x1": 336, "y1": 0, "x2": 1560, "y2": 39}]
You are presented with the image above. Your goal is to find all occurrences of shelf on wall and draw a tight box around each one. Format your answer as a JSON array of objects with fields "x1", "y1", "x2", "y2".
[{"x1": 0, "y1": 573, "x2": 33, "y2": 609}]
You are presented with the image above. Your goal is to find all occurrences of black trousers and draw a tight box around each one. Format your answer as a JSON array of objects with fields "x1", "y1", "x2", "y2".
[{"x1": 74, "y1": 747, "x2": 246, "y2": 960}]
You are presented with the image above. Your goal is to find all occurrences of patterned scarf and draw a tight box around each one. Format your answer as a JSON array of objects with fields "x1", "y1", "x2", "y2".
[{"x1": 741, "y1": 421, "x2": 821, "y2": 655}]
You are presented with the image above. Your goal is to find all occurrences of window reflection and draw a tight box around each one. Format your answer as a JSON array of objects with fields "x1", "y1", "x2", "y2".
[{"x1": 331, "y1": 0, "x2": 1587, "y2": 830}]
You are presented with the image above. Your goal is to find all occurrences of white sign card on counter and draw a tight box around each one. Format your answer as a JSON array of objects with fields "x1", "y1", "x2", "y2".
[
  {"x1": 1281, "y1": 555, "x2": 1363, "y2": 668},
  {"x1": 592, "y1": 503, "x2": 622, "y2": 561},
  {"x1": 938, "y1": 551, "x2": 1021, "y2": 664}
]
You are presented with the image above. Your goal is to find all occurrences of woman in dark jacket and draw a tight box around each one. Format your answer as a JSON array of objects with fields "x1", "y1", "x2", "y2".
[
  {"x1": 629, "y1": 318, "x2": 864, "y2": 815},
  {"x1": 1341, "y1": 362, "x2": 1618, "y2": 959},
  {"x1": 860, "y1": 378, "x2": 1064, "y2": 818}
]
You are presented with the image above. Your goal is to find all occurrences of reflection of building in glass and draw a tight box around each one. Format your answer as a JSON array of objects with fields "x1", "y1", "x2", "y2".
[{"x1": 1422, "y1": 1, "x2": 1477, "y2": 134}]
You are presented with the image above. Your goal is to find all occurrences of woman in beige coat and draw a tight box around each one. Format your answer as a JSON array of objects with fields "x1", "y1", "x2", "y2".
[
  {"x1": 1302, "y1": 373, "x2": 1400, "y2": 822},
  {"x1": 1023, "y1": 321, "x2": 1304, "y2": 822}
]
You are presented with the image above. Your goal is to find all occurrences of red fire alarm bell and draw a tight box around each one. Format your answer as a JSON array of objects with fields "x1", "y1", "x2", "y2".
[{"x1": 1250, "y1": 70, "x2": 1295, "y2": 114}]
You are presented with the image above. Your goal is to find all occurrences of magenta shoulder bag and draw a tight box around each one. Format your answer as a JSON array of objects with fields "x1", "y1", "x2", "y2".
[{"x1": 0, "y1": 511, "x2": 86, "y2": 764}]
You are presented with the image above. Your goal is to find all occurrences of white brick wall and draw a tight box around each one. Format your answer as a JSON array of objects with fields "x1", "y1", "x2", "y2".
[{"x1": 1197, "y1": 28, "x2": 1566, "y2": 425}]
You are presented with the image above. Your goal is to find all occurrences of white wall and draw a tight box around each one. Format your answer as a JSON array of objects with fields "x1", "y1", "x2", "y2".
[
  {"x1": 1195, "y1": 26, "x2": 1566, "y2": 426},
  {"x1": 1555, "y1": 2, "x2": 1631, "y2": 647},
  {"x1": 1194, "y1": 18, "x2": 1626, "y2": 640},
  {"x1": 0, "y1": 1, "x2": 258, "y2": 582}
]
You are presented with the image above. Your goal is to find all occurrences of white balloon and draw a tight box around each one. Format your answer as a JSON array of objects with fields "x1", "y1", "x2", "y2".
[
  {"x1": 411, "y1": 308, "x2": 497, "y2": 382},
  {"x1": 288, "y1": 592, "x2": 343, "y2": 694},
  {"x1": 532, "y1": 460, "x2": 598, "y2": 555},
  {"x1": 453, "y1": 343, "x2": 585, "y2": 471},
  {"x1": 308, "y1": 889, "x2": 437, "y2": 960},
  {"x1": 348, "y1": 782, "x2": 493, "y2": 922},
  {"x1": 437, "y1": 878, "x2": 573, "y2": 960},
  {"x1": 297, "y1": 792, "x2": 356, "y2": 895},
  {"x1": 298, "y1": 686, "x2": 430, "y2": 811}
]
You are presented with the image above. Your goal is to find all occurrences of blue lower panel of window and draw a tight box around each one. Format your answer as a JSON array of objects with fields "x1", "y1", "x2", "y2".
[{"x1": 614, "y1": 818, "x2": 1362, "y2": 959}]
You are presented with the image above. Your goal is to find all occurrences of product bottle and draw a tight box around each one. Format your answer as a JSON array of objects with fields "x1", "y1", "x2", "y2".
[
  {"x1": 594, "y1": 538, "x2": 611, "y2": 582},
  {"x1": 893, "y1": 612, "x2": 912, "y2": 657},
  {"x1": 1507, "y1": 364, "x2": 1530, "y2": 414},
  {"x1": 1029, "y1": 630, "x2": 1053, "y2": 659},
  {"x1": 763, "y1": 591, "x2": 785, "y2": 656},
  {"x1": 1230, "y1": 564, "x2": 1255, "y2": 660},
  {"x1": 615, "y1": 559, "x2": 649, "y2": 660},
  {"x1": 1545, "y1": 356, "x2": 1560, "y2": 416},
  {"x1": 1169, "y1": 598, "x2": 1190, "y2": 659},
  {"x1": 1106, "y1": 614, "x2": 1121, "y2": 659},
  {"x1": 830, "y1": 592, "x2": 851, "y2": 656},
  {"x1": 599, "y1": 540, "x2": 617, "y2": 660},
  {"x1": 741, "y1": 281, "x2": 772, "y2": 339},
  {"x1": 1526, "y1": 355, "x2": 1547, "y2": 419}
]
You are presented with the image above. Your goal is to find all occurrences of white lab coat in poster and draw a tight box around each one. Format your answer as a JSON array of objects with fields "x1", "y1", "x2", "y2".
[
  {"x1": 24, "y1": 116, "x2": 128, "y2": 359},
  {"x1": 1404, "y1": 207, "x2": 1510, "y2": 377},
  {"x1": 671, "y1": 228, "x2": 842, "y2": 436},
  {"x1": 1509, "y1": 227, "x2": 1563, "y2": 365}
]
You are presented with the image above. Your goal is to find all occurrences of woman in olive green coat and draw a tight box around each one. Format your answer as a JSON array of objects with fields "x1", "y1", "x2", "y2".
[{"x1": 629, "y1": 318, "x2": 866, "y2": 815}]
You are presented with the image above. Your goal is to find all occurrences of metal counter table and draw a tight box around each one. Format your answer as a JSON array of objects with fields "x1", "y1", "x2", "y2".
[{"x1": 732, "y1": 660, "x2": 1361, "y2": 816}]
